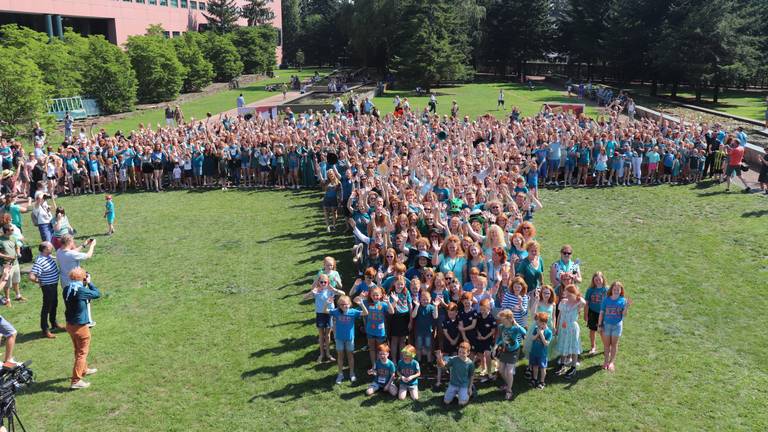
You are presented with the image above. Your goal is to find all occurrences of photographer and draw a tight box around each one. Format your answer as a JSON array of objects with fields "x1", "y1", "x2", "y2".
[
  {"x1": 63, "y1": 268, "x2": 100, "y2": 390},
  {"x1": 56, "y1": 235, "x2": 95, "y2": 292},
  {"x1": 31, "y1": 191, "x2": 55, "y2": 243}
]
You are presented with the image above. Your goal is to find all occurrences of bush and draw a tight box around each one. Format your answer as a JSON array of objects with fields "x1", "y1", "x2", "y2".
[
  {"x1": 173, "y1": 33, "x2": 215, "y2": 92},
  {"x1": 126, "y1": 35, "x2": 184, "y2": 103},
  {"x1": 201, "y1": 32, "x2": 244, "y2": 82},
  {"x1": 229, "y1": 26, "x2": 277, "y2": 75},
  {"x1": 81, "y1": 36, "x2": 137, "y2": 114},
  {"x1": 0, "y1": 47, "x2": 51, "y2": 138}
]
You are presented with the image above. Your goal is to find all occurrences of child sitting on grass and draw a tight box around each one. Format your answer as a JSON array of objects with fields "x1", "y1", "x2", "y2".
[{"x1": 436, "y1": 341, "x2": 475, "y2": 406}]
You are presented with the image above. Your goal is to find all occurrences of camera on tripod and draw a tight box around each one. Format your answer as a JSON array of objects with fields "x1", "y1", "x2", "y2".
[{"x1": 0, "y1": 361, "x2": 33, "y2": 432}]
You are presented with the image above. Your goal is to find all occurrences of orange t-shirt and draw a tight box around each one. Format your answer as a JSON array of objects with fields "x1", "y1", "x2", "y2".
[{"x1": 727, "y1": 146, "x2": 745, "y2": 166}]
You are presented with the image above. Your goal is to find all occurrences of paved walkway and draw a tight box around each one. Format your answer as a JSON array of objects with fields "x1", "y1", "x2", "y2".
[{"x1": 219, "y1": 91, "x2": 304, "y2": 118}]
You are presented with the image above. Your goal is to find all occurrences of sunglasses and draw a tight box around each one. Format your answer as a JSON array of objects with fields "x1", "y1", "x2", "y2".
[
  {"x1": 386, "y1": 255, "x2": 395, "y2": 258},
  {"x1": 562, "y1": 251, "x2": 572, "y2": 255},
  {"x1": 522, "y1": 227, "x2": 531, "y2": 231}
]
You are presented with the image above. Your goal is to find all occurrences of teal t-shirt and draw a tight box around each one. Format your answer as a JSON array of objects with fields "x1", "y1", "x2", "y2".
[
  {"x1": 444, "y1": 356, "x2": 475, "y2": 388},
  {"x1": 105, "y1": 200, "x2": 115, "y2": 216},
  {"x1": 529, "y1": 327, "x2": 553, "y2": 358},
  {"x1": 3, "y1": 204, "x2": 22, "y2": 229},
  {"x1": 374, "y1": 359, "x2": 396, "y2": 385},
  {"x1": 397, "y1": 359, "x2": 420, "y2": 386}
]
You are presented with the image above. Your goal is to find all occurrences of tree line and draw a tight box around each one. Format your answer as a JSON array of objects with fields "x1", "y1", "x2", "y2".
[
  {"x1": 280, "y1": 0, "x2": 768, "y2": 98},
  {"x1": 0, "y1": 21, "x2": 277, "y2": 138}
]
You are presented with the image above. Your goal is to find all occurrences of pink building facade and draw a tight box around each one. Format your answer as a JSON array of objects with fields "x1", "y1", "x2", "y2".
[{"x1": 0, "y1": 0, "x2": 282, "y2": 63}]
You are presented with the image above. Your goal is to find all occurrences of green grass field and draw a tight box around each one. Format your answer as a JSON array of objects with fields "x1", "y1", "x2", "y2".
[
  {"x1": 627, "y1": 85, "x2": 768, "y2": 122},
  {"x1": 374, "y1": 82, "x2": 603, "y2": 119},
  {"x1": 6, "y1": 183, "x2": 767, "y2": 431},
  {"x1": 98, "y1": 68, "x2": 331, "y2": 135}
]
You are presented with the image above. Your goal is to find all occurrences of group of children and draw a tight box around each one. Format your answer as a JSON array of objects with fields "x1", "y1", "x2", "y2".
[{"x1": 306, "y1": 256, "x2": 632, "y2": 405}]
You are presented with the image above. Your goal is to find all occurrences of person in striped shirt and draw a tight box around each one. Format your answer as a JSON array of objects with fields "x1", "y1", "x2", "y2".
[{"x1": 29, "y1": 242, "x2": 63, "y2": 339}]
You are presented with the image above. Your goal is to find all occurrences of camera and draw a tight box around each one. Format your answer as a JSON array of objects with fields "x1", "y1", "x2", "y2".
[{"x1": 0, "y1": 361, "x2": 33, "y2": 422}]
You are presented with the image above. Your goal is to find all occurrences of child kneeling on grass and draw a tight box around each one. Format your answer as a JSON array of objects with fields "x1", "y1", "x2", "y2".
[
  {"x1": 436, "y1": 341, "x2": 475, "y2": 406},
  {"x1": 366, "y1": 344, "x2": 397, "y2": 397},
  {"x1": 326, "y1": 295, "x2": 368, "y2": 385},
  {"x1": 397, "y1": 345, "x2": 421, "y2": 400}
]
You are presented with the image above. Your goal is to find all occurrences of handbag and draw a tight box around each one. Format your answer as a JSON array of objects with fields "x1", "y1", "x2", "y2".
[{"x1": 19, "y1": 245, "x2": 33, "y2": 264}]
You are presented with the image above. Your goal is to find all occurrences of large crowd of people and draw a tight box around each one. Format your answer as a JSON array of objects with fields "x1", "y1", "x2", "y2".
[{"x1": 0, "y1": 85, "x2": 763, "y2": 402}]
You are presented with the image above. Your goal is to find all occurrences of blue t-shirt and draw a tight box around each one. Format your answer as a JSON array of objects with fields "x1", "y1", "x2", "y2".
[
  {"x1": 600, "y1": 296, "x2": 627, "y2": 325},
  {"x1": 548, "y1": 142, "x2": 561, "y2": 160},
  {"x1": 374, "y1": 359, "x2": 396, "y2": 385},
  {"x1": 585, "y1": 286, "x2": 608, "y2": 313},
  {"x1": 529, "y1": 326, "x2": 553, "y2": 358},
  {"x1": 414, "y1": 304, "x2": 436, "y2": 336},
  {"x1": 397, "y1": 359, "x2": 420, "y2": 386},
  {"x1": 330, "y1": 308, "x2": 362, "y2": 341},
  {"x1": 365, "y1": 300, "x2": 389, "y2": 337},
  {"x1": 314, "y1": 289, "x2": 335, "y2": 313}
]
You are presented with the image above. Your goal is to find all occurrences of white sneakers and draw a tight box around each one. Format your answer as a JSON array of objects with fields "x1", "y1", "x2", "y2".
[
  {"x1": 70, "y1": 380, "x2": 91, "y2": 390},
  {"x1": 335, "y1": 373, "x2": 344, "y2": 385},
  {"x1": 85, "y1": 368, "x2": 98, "y2": 375}
]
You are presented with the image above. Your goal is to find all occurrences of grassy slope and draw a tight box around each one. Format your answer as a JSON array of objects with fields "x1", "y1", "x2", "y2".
[
  {"x1": 98, "y1": 68, "x2": 331, "y2": 135},
  {"x1": 374, "y1": 82, "x2": 603, "y2": 119},
  {"x1": 8, "y1": 183, "x2": 767, "y2": 431},
  {"x1": 625, "y1": 85, "x2": 767, "y2": 121}
]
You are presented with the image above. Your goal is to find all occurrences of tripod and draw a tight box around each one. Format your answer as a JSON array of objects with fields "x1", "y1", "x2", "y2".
[{"x1": 1, "y1": 397, "x2": 27, "y2": 432}]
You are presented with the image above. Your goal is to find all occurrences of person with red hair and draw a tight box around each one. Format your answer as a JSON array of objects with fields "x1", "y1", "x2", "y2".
[{"x1": 599, "y1": 281, "x2": 632, "y2": 371}]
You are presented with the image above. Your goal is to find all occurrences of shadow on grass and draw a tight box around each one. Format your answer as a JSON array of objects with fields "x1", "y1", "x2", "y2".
[
  {"x1": 742, "y1": 209, "x2": 768, "y2": 218},
  {"x1": 25, "y1": 377, "x2": 70, "y2": 395},
  {"x1": 249, "y1": 335, "x2": 317, "y2": 359},
  {"x1": 694, "y1": 179, "x2": 720, "y2": 189}
]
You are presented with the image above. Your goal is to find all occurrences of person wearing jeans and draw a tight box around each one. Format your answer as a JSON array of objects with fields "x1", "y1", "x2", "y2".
[
  {"x1": 32, "y1": 191, "x2": 54, "y2": 242},
  {"x1": 29, "y1": 242, "x2": 63, "y2": 338},
  {"x1": 63, "y1": 267, "x2": 100, "y2": 390}
]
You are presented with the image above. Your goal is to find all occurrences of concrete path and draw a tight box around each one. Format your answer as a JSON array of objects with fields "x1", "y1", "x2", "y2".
[{"x1": 218, "y1": 91, "x2": 304, "y2": 118}]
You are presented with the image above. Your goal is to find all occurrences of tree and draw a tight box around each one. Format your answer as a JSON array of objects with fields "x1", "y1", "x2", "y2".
[
  {"x1": 482, "y1": 0, "x2": 552, "y2": 80},
  {"x1": 201, "y1": 32, "x2": 244, "y2": 81},
  {"x1": 81, "y1": 36, "x2": 137, "y2": 114},
  {"x1": 241, "y1": 0, "x2": 275, "y2": 26},
  {"x1": 558, "y1": 0, "x2": 609, "y2": 80},
  {"x1": 173, "y1": 33, "x2": 215, "y2": 92},
  {"x1": 0, "y1": 24, "x2": 81, "y2": 98},
  {"x1": 0, "y1": 47, "x2": 51, "y2": 138},
  {"x1": 282, "y1": 0, "x2": 302, "y2": 63},
  {"x1": 391, "y1": 0, "x2": 471, "y2": 89},
  {"x1": 204, "y1": 0, "x2": 241, "y2": 33},
  {"x1": 125, "y1": 35, "x2": 184, "y2": 103},
  {"x1": 295, "y1": 49, "x2": 305, "y2": 68},
  {"x1": 229, "y1": 26, "x2": 277, "y2": 74}
]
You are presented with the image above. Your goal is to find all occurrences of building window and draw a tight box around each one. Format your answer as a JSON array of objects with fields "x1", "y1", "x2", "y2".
[
  {"x1": 275, "y1": 28, "x2": 282, "y2": 46},
  {"x1": 199, "y1": 2, "x2": 206, "y2": 11},
  {"x1": 172, "y1": 31, "x2": 181, "y2": 37},
  {"x1": 181, "y1": 0, "x2": 188, "y2": 7},
  {"x1": 160, "y1": 0, "x2": 168, "y2": 6},
  {"x1": 170, "y1": 0, "x2": 178, "y2": 6},
  {"x1": 135, "y1": 0, "x2": 145, "y2": 3},
  {"x1": 162, "y1": 31, "x2": 170, "y2": 38},
  {"x1": 149, "y1": 0, "x2": 157, "y2": 4},
  {"x1": 190, "y1": 1, "x2": 197, "y2": 8}
]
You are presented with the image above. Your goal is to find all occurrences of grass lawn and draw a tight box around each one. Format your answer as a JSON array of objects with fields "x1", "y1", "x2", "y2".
[
  {"x1": 7, "y1": 182, "x2": 767, "y2": 431},
  {"x1": 98, "y1": 68, "x2": 331, "y2": 135},
  {"x1": 374, "y1": 82, "x2": 603, "y2": 119},
  {"x1": 626, "y1": 85, "x2": 768, "y2": 122}
]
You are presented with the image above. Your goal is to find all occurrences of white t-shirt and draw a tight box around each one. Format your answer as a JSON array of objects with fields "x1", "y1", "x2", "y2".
[{"x1": 57, "y1": 248, "x2": 88, "y2": 288}]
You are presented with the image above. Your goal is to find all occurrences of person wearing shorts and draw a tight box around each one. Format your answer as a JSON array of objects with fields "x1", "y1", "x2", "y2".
[
  {"x1": 603, "y1": 321, "x2": 622, "y2": 337},
  {"x1": 0, "y1": 315, "x2": 18, "y2": 366},
  {"x1": 0, "y1": 224, "x2": 25, "y2": 305}
]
